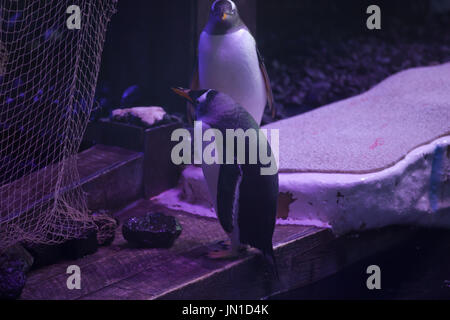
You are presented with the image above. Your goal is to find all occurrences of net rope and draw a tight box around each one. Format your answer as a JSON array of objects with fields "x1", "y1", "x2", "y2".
[{"x1": 0, "y1": 0, "x2": 117, "y2": 252}]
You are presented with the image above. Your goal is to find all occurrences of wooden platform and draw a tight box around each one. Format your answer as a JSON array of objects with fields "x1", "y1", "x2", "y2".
[
  {"x1": 79, "y1": 144, "x2": 145, "y2": 210},
  {"x1": 21, "y1": 199, "x2": 416, "y2": 300},
  {"x1": 0, "y1": 144, "x2": 144, "y2": 224}
]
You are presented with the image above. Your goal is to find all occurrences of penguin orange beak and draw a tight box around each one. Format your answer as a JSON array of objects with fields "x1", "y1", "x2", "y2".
[
  {"x1": 171, "y1": 87, "x2": 193, "y2": 103},
  {"x1": 221, "y1": 13, "x2": 227, "y2": 20}
]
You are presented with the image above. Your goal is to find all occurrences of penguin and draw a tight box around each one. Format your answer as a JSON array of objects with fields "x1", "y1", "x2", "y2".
[
  {"x1": 190, "y1": 0, "x2": 275, "y2": 124},
  {"x1": 173, "y1": 87, "x2": 278, "y2": 276},
  {"x1": 189, "y1": 0, "x2": 276, "y2": 221}
]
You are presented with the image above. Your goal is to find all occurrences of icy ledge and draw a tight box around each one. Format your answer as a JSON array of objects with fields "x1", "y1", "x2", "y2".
[
  {"x1": 276, "y1": 136, "x2": 450, "y2": 234},
  {"x1": 153, "y1": 136, "x2": 450, "y2": 235}
]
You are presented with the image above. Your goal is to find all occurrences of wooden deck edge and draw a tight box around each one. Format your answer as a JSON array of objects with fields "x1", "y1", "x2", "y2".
[
  {"x1": 1, "y1": 145, "x2": 145, "y2": 222},
  {"x1": 155, "y1": 226, "x2": 416, "y2": 300},
  {"x1": 83, "y1": 154, "x2": 144, "y2": 210},
  {"x1": 21, "y1": 197, "x2": 418, "y2": 300}
]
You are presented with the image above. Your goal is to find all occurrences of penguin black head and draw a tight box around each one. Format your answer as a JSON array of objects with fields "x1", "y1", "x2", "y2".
[
  {"x1": 205, "y1": 0, "x2": 243, "y2": 35},
  {"x1": 172, "y1": 87, "x2": 237, "y2": 120},
  {"x1": 172, "y1": 87, "x2": 212, "y2": 106}
]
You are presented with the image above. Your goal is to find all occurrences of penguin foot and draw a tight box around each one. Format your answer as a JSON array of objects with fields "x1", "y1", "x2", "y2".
[
  {"x1": 216, "y1": 240, "x2": 248, "y2": 251},
  {"x1": 217, "y1": 239, "x2": 231, "y2": 248},
  {"x1": 208, "y1": 243, "x2": 247, "y2": 260},
  {"x1": 207, "y1": 248, "x2": 240, "y2": 260}
]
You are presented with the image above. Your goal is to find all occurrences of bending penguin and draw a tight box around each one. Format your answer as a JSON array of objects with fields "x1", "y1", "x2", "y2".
[
  {"x1": 174, "y1": 87, "x2": 278, "y2": 276},
  {"x1": 190, "y1": 0, "x2": 275, "y2": 124}
]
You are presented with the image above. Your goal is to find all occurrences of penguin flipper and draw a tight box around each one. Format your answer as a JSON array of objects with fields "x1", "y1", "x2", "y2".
[
  {"x1": 216, "y1": 164, "x2": 242, "y2": 234},
  {"x1": 257, "y1": 48, "x2": 276, "y2": 119}
]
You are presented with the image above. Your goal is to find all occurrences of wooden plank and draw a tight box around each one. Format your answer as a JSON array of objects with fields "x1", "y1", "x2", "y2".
[
  {"x1": 0, "y1": 144, "x2": 143, "y2": 222},
  {"x1": 88, "y1": 227, "x2": 324, "y2": 300},
  {"x1": 21, "y1": 199, "x2": 417, "y2": 300},
  {"x1": 78, "y1": 144, "x2": 143, "y2": 183},
  {"x1": 82, "y1": 146, "x2": 144, "y2": 210},
  {"x1": 84, "y1": 120, "x2": 146, "y2": 152},
  {"x1": 155, "y1": 227, "x2": 415, "y2": 300},
  {"x1": 20, "y1": 199, "x2": 317, "y2": 300},
  {"x1": 143, "y1": 123, "x2": 182, "y2": 198},
  {"x1": 85, "y1": 120, "x2": 183, "y2": 199}
]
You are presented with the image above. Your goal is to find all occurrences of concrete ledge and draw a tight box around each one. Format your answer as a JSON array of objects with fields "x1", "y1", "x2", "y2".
[
  {"x1": 155, "y1": 63, "x2": 450, "y2": 234},
  {"x1": 156, "y1": 136, "x2": 449, "y2": 234},
  {"x1": 276, "y1": 137, "x2": 450, "y2": 234}
]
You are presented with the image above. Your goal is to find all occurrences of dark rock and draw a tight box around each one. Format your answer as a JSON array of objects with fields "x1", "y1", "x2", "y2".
[
  {"x1": 282, "y1": 74, "x2": 291, "y2": 86},
  {"x1": 0, "y1": 256, "x2": 26, "y2": 300},
  {"x1": 24, "y1": 223, "x2": 98, "y2": 268},
  {"x1": 62, "y1": 225, "x2": 98, "y2": 260},
  {"x1": 1, "y1": 245, "x2": 34, "y2": 273},
  {"x1": 122, "y1": 212, "x2": 182, "y2": 248},
  {"x1": 303, "y1": 81, "x2": 331, "y2": 107},
  {"x1": 24, "y1": 242, "x2": 65, "y2": 269},
  {"x1": 261, "y1": 11, "x2": 450, "y2": 124},
  {"x1": 304, "y1": 67, "x2": 326, "y2": 80}
]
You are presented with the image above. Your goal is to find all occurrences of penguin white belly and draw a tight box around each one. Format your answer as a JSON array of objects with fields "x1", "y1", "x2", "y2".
[
  {"x1": 199, "y1": 29, "x2": 267, "y2": 124},
  {"x1": 198, "y1": 29, "x2": 266, "y2": 215},
  {"x1": 201, "y1": 161, "x2": 220, "y2": 212}
]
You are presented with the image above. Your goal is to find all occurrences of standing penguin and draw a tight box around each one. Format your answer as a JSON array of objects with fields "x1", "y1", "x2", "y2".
[
  {"x1": 173, "y1": 87, "x2": 278, "y2": 276},
  {"x1": 191, "y1": 0, "x2": 275, "y2": 124},
  {"x1": 190, "y1": 0, "x2": 276, "y2": 219}
]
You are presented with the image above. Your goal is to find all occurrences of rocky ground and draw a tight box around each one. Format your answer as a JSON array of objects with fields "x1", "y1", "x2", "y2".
[{"x1": 261, "y1": 13, "x2": 450, "y2": 125}]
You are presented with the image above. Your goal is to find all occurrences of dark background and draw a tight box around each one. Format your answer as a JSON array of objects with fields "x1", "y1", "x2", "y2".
[
  {"x1": 95, "y1": 0, "x2": 450, "y2": 122},
  {"x1": 95, "y1": 1, "x2": 197, "y2": 115}
]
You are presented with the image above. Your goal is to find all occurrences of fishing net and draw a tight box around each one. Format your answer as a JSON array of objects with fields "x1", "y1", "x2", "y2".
[{"x1": 0, "y1": 0, "x2": 117, "y2": 252}]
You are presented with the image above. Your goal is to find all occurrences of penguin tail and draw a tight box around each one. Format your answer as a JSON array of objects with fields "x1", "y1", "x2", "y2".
[{"x1": 263, "y1": 248, "x2": 279, "y2": 280}]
